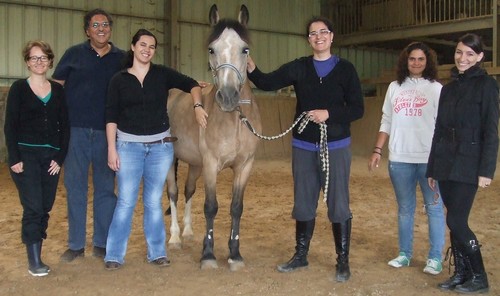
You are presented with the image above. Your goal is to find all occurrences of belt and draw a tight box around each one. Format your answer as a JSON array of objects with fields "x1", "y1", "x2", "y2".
[{"x1": 144, "y1": 136, "x2": 178, "y2": 144}]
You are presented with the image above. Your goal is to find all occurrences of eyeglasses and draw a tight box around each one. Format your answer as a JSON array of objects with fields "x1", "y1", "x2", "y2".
[
  {"x1": 91, "y1": 22, "x2": 110, "y2": 29},
  {"x1": 308, "y1": 29, "x2": 331, "y2": 38},
  {"x1": 29, "y1": 56, "x2": 49, "y2": 63}
]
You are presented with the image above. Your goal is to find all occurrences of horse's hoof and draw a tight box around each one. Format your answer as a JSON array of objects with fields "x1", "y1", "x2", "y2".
[
  {"x1": 167, "y1": 242, "x2": 182, "y2": 250},
  {"x1": 168, "y1": 236, "x2": 182, "y2": 247},
  {"x1": 182, "y1": 227, "x2": 194, "y2": 238},
  {"x1": 181, "y1": 234, "x2": 194, "y2": 241},
  {"x1": 200, "y1": 259, "x2": 218, "y2": 270},
  {"x1": 228, "y1": 259, "x2": 245, "y2": 271}
]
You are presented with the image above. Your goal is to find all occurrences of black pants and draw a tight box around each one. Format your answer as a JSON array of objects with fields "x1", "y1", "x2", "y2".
[
  {"x1": 438, "y1": 180, "x2": 478, "y2": 250},
  {"x1": 10, "y1": 146, "x2": 60, "y2": 244}
]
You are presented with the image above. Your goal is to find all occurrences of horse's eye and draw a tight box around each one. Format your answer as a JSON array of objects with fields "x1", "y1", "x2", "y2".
[
  {"x1": 208, "y1": 48, "x2": 214, "y2": 54},
  {"x1": 242, "y1": 48, "x2": 249, "y2": 54}
]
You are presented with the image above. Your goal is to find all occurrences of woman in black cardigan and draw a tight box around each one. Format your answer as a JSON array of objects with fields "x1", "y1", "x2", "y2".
[
  {"x1": 427, "y1": 33, "x2": 499, "y2": 294},
  {"x1": 4, "y1": 40, "x2": 70, "y2": 276}
]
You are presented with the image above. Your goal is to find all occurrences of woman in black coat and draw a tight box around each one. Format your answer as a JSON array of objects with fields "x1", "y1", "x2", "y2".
[{"x1": 427, "y1": 33, "x2": 499, "y2": 294}]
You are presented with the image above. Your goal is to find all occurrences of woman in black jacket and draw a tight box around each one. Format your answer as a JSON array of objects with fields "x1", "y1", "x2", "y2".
[
  {"x1": 247, "y1": 16, "x2": 364, "y2": 282},
  {"x1": 427, "y1": 33, "x2": 499, "y2": 294}
]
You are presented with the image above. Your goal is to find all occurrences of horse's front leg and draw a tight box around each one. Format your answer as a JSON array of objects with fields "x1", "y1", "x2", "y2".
[
  {"x1": 201, "y1": 164, "x2": 219, "y2": 269},
  {"x1": 228, "y1": 160, "x2": 254, "y2": 271}
]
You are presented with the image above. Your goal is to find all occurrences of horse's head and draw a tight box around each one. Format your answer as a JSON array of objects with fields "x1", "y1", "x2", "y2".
[{"x1": 207, "y1": 4, "x2": 250, "y2": 112}]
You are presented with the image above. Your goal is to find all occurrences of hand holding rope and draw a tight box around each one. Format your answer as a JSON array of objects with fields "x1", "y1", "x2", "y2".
[{"x1": 239, "y1": 110, "x2": 330, "y2": 202}]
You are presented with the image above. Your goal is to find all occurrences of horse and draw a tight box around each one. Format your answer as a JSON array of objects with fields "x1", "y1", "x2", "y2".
[{"x1": 165, "y1": 4, "x2": 261, "y2": 271}]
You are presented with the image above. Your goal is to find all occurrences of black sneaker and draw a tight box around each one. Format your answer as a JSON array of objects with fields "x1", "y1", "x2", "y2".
[
  {"x1": 93, "y1": 246, "x2": 106, "y2": 258},
  {"x1": 28, "y1": 265, "x2": 50, "y2": 277},
  {"x1": 60, "y1": 248, "x2": 84, "y2": 262}
]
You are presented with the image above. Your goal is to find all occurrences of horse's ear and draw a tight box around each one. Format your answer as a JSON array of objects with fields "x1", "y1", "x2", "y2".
[
  {"x1": 238, "y1": 4, "x2": 249, "y2": 27},
  {"x1": 209, "y1": 4, "x2": 219, "y2": 26}
]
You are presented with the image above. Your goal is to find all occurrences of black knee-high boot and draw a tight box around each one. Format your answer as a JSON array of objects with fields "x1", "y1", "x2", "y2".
[
  {"x1": 277, "y1": 219, "x2": 315, "y2": 272},
  {"x1": 333, "y1": 216, "x2": 351, "y2": 282},
  {"x1": 26, "y1": 241, "x2": 50, "y2": 276},
  {"x1": 455, "y1": 240, "x2": 489, "y2": 294},
  {"x1": 438, "y1": 234, "x2": 469, "y2": 290}
]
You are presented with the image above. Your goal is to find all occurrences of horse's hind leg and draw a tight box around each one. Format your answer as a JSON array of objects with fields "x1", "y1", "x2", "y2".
[
  {"x1": 165, "y1": 159, "x2": 179, "y2": 215},
  {"x1": 166, "y1": 160, "x2": 182, "y2": 248},
  {"x1": 182, "y1": 165, "x2": 202, "y2": 239},
  {"x1": 228, "y1": 160, "x2": 254, "y2": 271}
]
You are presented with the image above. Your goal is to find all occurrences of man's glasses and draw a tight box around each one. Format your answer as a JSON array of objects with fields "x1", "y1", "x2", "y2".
[
  {"x1": 308, "y1": 29, "x2": 331, "y2": 38},
  {"x1": 91, "y1": 22, "x2": 110, "y2": 29},
  {"x1": 29, "y1": 56, "x2": 49, "y2": 63}
]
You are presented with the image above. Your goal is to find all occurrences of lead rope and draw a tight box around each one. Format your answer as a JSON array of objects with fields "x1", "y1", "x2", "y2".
[{"x1": 239, "y1": 110, "x2": 329, "y2": 202}]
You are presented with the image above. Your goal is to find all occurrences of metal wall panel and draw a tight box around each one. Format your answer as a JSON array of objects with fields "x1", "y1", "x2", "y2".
[
  {"x1": 1, "y1": 0, "x2": 398, "y2": 87},
  {"x1": 175, "y1": 0, "x2": 322, "y2": 82},
  {"x1": 0, "y1": 0, "x2": 167, "y2": 86},
  {"x1": 338, "y1": 47, "x2": 398, "y2": 80}
]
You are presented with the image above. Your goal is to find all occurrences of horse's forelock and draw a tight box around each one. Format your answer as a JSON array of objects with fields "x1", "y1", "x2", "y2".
[{"x1": 207, "y1": 18, "x2": 250, "y2": 46}]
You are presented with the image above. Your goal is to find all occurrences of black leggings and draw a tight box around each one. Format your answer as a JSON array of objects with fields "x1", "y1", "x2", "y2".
[{"x1": 438, "y1": 180, "x2": 478, "y2": 252}]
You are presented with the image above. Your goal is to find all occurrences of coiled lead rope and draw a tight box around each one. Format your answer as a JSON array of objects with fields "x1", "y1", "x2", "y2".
[{"x1": 239, "y1": 110, "x2": 329, "y2": 201}]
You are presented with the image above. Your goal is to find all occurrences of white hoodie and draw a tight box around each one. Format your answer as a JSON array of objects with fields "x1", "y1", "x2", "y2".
[{"x1": 379, "y1": 77, "x2": 442, "y2": 163}]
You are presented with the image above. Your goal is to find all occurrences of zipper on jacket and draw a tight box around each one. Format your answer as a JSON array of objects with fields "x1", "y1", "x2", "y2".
[{"x1": 319, "y1": 77, "x2": 322, "y2": 84}]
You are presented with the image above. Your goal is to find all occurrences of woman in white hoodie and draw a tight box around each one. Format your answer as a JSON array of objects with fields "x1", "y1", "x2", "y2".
[{"x1": 368, "y1": 42, "x2": 445, "y2": 275}]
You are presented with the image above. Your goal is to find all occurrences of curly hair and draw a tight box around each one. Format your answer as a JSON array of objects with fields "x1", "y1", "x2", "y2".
[
  {"x1": 83, "y1": 8, "x2": 113, "y2": 31},
  {"x1": 396, "y1": 42, "x2": 438, "y2": 85}
]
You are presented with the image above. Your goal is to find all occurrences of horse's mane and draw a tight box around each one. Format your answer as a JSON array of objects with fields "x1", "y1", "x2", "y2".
[{"x1": 207, "y1": 18, "x2": 250, "y2": 45}]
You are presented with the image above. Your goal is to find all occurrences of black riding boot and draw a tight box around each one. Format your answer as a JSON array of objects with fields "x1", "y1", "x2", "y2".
[
  {"x1": 455, "y1": 240, "x2": 489, "y2": 294},
  {"x1": 438, "y1": 235, "x2": 469, "y2": 290},
  {"x1": 26, "y1": 241, "x2": 50, "y2": 277},
  {"x1": 277, "y1": 219, "x2": 315, "y2": 272},
  {"x1": 333, "y1": 216, "x2": 352, "y2": 282}
]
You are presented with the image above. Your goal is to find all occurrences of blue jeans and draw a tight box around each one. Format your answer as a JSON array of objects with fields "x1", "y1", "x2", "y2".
[
  {"x1": 64, "y1": 127, "x2": 117, "y2": 250},
  {"x1": 104, "y1": 140, "x2": 173, "y2": 264},
  {"x1": 388, "y1": 161, "x2": 445, "y2": 260}
]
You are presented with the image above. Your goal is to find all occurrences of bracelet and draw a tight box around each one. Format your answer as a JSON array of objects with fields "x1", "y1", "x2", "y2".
[
  {"x1": 374, "y1": 146, "x2": 382, "y2": 150},
  {"x1": 372, "y1": 151, "x2": 382, "y2": 156},
  {"x1": 193, "y1": 103, "x2": 204, "y2": 109}
]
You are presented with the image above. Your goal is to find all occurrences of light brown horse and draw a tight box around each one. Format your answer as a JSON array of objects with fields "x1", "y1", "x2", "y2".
[{"x1": 166, "y1": 4, "x2": 261, "y2": 271}]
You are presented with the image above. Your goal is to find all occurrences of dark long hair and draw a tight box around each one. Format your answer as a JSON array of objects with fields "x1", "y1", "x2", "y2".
[
  {"x1": 396, "y1": 42, "x2": 438, "y2": 85},
  {"x1": 123, "y1": 29, "x2": 158, "y2": 68},
  {"x1": 458, "y1": 33, "x2": 484, "y2": 54}
]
